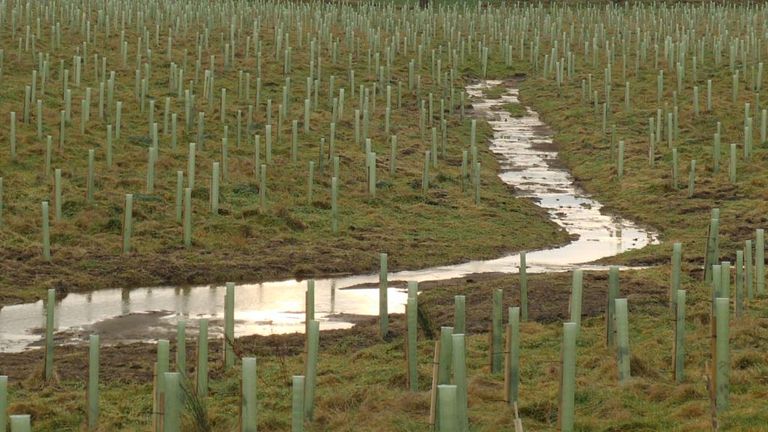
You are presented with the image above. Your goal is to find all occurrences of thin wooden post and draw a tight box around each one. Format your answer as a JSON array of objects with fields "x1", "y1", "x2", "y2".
[{"x1": 428, "y1": 340, "x2": 441, "y2": 428}]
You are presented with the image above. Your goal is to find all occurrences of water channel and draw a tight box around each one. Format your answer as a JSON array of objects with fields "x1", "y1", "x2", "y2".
[{"x1": 0, "y1": 80, "x2": 658, "y2": 353}]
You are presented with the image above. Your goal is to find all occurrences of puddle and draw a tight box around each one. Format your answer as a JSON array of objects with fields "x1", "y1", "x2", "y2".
[{"x1": 0, "y1": 80, "x2": 658, "y2": 353}]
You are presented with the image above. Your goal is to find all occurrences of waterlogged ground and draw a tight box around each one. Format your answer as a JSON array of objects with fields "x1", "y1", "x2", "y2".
[
  {"x1": 0, "y1": 81, "x2": 657, "y2": 353},
  {"x1": 3, "y1": 0, "x2": 768, "y2": 429}
]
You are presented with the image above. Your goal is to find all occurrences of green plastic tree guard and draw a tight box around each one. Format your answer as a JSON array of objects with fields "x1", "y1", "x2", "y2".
[
  {"x1": 407, "y1": 297, "x2": 418, "y2": 392},
  {"x1": 437, "y1": 385, "x2": 458, "y2": 432},
  {"x1": 615, "y1": 299, "x2": 630, "y2": 384},
  {"x1": 44, "y1": 288, "x2": 55, "y2": 380},
  {"x1": 506, "y1": 307, "x2": 520, "y2": 406},
  {"x1": 379, "y1": 253, "x2": 388, "y2": 338},
  {"x1": 224, "y1": 282, "x2": 235, "y2": 368},
  {"x1": 453, "y1": 295, "x2": 466, "y2": 334},
  {"x1": 197, "y1": 319, "x2": 209, "y2": 398},
  {"x1": 304, "y1": 320, "x2": 319, "y2": 420},
  {"x1": 241, "y1": 357, "x2": 257, "y2": 432},
  {"x1": 491, "y1": 289, "x2": 503, "y2": 373},
  {"x1": 87, "y1": 334, "x2": 100, "y2": 430},
  {"x1": 559, "y1": 322, "x2": 577, "y2": 432},
  {"x1": 163, "y1": 372, "x2": 181, "y2": 432},
  {"x1": 452, "y1": 334, "x2": 468, "y2": 432},
  {"x1": 292, "y1": 376, "x2": 305, "y2": 432},
  {"x1": 715, "y1": 298, "x2": 730, "y2": 412},
  {"x1": 674, "y1": 290, "x2": 686, "y2": 383}
]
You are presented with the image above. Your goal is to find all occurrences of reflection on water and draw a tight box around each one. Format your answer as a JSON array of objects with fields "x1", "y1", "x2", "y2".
[
  {"x1": 0, "y1": 282, "x2": 408, "y2": 353},
  {"x1": 0, "y1": 80, "x2": 657, "y2": 353}
]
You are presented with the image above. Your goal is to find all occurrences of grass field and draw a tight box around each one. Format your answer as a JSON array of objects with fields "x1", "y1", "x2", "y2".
[
  {"x1": 4, "y1": 268, "x2": 768, "y2": 431},
  {"x1": 2, "y1": 1, "x2": 768, "y2": 431},
  {"x1": 0, "y1": 4, "x2": 570, "y2": 306}
]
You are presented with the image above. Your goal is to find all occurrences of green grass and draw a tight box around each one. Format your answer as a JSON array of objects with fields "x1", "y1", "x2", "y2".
[
  {"x1": 500, "y1": 102, "x2": 527, "y2": 118},
  {"x1": 0, "y1": 9, "x2": 570, "y2": 307},
  {"x1": 6, "y1": 268, "x2": 768, "y2": 431},
  {"x1": 4, "y1": 1, "x2": 768, "y2": 431}
]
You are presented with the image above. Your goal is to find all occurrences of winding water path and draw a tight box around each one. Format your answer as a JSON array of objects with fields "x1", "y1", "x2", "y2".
[{"x1": 0, "y1": 81, "x2": 658, "y2": 353}]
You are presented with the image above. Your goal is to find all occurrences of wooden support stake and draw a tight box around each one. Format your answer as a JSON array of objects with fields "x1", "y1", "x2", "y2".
[{"x1": 428, "y1": 340, "x2": 440, "y2": 427}]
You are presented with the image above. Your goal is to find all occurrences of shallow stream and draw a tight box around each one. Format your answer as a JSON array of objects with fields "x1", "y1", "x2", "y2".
[{"x1": 0, "y1": 80, "x2": 657, "y2": 353}]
